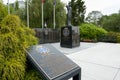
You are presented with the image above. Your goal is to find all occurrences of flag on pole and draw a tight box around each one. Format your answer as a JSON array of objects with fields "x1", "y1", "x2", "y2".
[
  {"x1": 53, "y1": 0, "x2": 56, "y2": 5},
  {"x1": 41, "y1": 0, "x2": 45, "y2": 3}
]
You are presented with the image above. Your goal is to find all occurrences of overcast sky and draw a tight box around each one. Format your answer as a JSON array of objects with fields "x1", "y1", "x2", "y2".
[
  {"x1": 3, "y1": 0, "x2": 120, "y2": 16},
  {"x1": 61, "y1": 0, "x2": 120, "y2": 16}
]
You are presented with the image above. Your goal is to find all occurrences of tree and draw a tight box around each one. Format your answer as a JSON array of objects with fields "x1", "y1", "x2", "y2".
[
  {"x1": 100, "y1": 13, "x2": 120, "y2": 32},
  {"x1": 0, "y1": 0, "x2": 3, "y2": 3},
  {"x1": 0, "y1": 1, "x2": 7, "y2": 22},
  {"x1": 24, "y1": 0, "x2": 66, "y2": 28},
  {"x1": 70, "y1": 0, "x2": 86, "y2": 26},
  {"x1": 85, "y1": 11, "x2": 103, "y2": 26},
  {"x1": 10, "y1": 0, "x2": 26, "y2": 24},
  {"x1": 14, "y1": 0, "x2": 19, "y2": 10},
  {"x1": 12, "y1": 0, "x2": 25, "y2": 22}
]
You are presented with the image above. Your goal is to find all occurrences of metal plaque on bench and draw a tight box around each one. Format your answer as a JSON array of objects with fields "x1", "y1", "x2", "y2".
[{"x1": 26, "y1": 44, "x2": 81, "y2": 80}]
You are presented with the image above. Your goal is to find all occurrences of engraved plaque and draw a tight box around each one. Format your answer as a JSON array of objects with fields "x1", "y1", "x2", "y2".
[
  {"x1": 61, "y1": 26, "x2": 80, "y2": 48},
  {"x1": 26, "y1": 44, "x2": 81, "y2": 80}
]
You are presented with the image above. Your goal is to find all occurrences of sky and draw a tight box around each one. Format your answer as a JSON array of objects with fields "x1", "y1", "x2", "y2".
[
  {"x1": 3, "y1": 0, "x2": 120, "y2": 16},
  {"x1": 61, "y1": 0, "x2": 120, "y2": 16}
]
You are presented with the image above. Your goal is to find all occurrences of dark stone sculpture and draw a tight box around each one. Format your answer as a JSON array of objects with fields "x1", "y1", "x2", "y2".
[
  {"x1": 66, "y1": 3, "x2": 72, "y2": 26},
  {"x1": 60, "y1": 3, "x2": 80, "y2": 48}
]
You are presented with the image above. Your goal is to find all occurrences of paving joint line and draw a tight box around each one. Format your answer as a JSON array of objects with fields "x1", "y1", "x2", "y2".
[
  {"x1": 113, "y1": 67, "x2": 120, "y2": 80},
  {"x1": 79, "y1": 60, "x2": 120, "y2": 69}
]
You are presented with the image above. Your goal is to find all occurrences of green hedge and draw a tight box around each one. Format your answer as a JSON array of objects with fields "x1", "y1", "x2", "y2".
[
  {"x1": 0, "y1": 15, "x2": 41, "y2": 80},
  {"x1": 80, "y1": 23, "x2": 107, "y2": 41},
  {"x1": 98, "y1": 32, "x2": 120, "y2": 43},
  {"x1": 117, "y1": 35, "x2": 120, "y2": 43}
]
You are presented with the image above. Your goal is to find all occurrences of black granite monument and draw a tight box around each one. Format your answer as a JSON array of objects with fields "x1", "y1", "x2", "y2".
[
  {"x1": 60, "y1": 3, "x2": 80, "y2": 48},
  {"x1": 26, "y1": 44, "x2": 81, "y2": 80}
]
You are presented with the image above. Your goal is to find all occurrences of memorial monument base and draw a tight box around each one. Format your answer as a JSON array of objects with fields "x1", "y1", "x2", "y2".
[{"x1": 61, "y1": 25, "x2": 80, "y2": 48}]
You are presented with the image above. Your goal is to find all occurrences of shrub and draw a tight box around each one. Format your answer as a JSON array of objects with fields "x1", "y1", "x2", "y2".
[
  {"x1": 117, "y1": 35, "x2": 120, "y2": 43},
  {"x1": 0, "y1": 15, "x2": 39, "y2": 80},
  {"x1": 0, "y1": 54, "x2": 4, "y2": 79},
  {"x1": 0, "y1": 2, "x2": 7, "y2": 22},
  {"x1": 98, "y1": 32, "x2": 120, "y2": 43},
  {"x1": 80, "y1": 23, "x2": 107, "y2": 41},
  {"x1": 24, "y1": 66, "x2": 43, "y2": 80},
  {"x1": 2, "y1": 58, "x2": 26, "y2": 80}
]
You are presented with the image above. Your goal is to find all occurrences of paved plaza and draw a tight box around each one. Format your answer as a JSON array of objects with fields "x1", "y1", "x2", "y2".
[{"x1": 51, "y1": 42, "x2": 120, "y2": 80}]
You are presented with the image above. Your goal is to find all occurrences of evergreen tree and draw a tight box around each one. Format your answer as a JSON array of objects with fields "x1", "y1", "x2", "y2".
[
  {"x1": 70, "y1": 0, "x2": 86, "y2": 26},
  {"x1": 0, "y1": 0, "x2": 3, "y2": 3},
  {"x1": 0, "y1": 15, "x2": 39, "y2": 80},
  {"x1": 15, "y1": 0, "x2": 19, "y2": 10},
  {"x1": 24, "y1": 0, "x2": 66, "y2": 28},
  {"x1": 0, "y1": 1, "x2": 7, "y2": 22}
]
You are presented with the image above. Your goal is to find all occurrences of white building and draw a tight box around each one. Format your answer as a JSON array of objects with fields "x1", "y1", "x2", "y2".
[
  {"x1": 11, "y1": 0, "x2": 25, "y2": 9},
  {"x1": 18, "y1": 0, "x2": 25, "y2": 9}
]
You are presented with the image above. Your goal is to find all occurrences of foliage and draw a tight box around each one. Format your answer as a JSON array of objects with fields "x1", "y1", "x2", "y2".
[
  {"x1": 98, "y1": 32, "x2": 120, "y2": 43},
  {"x1": 11, "y1": 0, "x2": 26, "y2": 24},
  {"x1": 85, "y1": 11, "x2": 103, "y2": 25},
  {"x1": 0, "y1": 54, "x2": 4, "y2": 79},
  {"x1": 24, "y1": 63, "x2": 43, "y2": 80},
  {"x1": 1, "y1": 58, "x2": 26, "y2": 80},
  {"x1": 24, "y1": 69, "x2": 43, "y2": 80},
  {"x1": 0, "y1": 15, "x2": 38, "y2": 80},
  {"x1": 23, "y1": 0, "x2": 66, "y2": 28},
  {"x1": 14, "y1": 0, "x2": 19, "y2": 10},
  {"x1": 0, "y1": 2, "x2": 7, "y2": 22},
  {"x1": 0, "y1": 0, "x2": 3, "y2": 3},
  {"x1": 13, "y1": 8, "x2": 26, "y2": 23},
  {"x1": 99, "y1": 13, "x2": 120, "y2": 32},
  {"x1": 80, "y1": 23, "x2": 107, "y2": 41},
  {"x1": 117, "y1": 35, "x2": 120, "y2": 43},
  {"x1": 70, "y1": 0, "x2": 86, "y2": 26}
]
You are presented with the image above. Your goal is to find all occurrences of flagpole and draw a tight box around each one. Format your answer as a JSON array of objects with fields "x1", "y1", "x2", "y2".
[
  {"x1": 8, "y1": 0, "x2": 10, "y2": 14},
  {"x1": 53, "y1": 5, "x2": 55, "y2": 29},
  {"x1": 27, "y1": 0, "x2": 29, "y2": 27},
  {"x1": 42, "y1": 0, "x2": 44, "y2": 29},
  {"x1": 53, "y1": 0, "x2": 56, "y2": 29}
]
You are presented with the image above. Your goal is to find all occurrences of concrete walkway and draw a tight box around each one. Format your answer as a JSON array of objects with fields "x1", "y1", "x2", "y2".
[{"x1": 51, "y1": 42, "x2": 120, "y2": 80}]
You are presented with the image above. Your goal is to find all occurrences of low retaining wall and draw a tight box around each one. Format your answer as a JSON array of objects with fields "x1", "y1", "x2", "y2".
[{"x1": 34, "y1": 28, "x2": 60, "y2": 44}]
